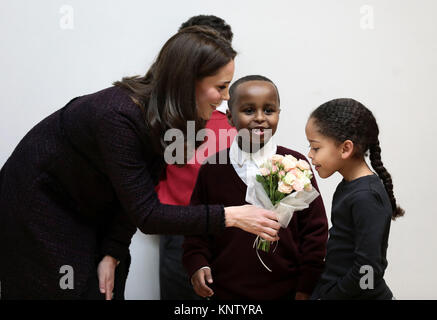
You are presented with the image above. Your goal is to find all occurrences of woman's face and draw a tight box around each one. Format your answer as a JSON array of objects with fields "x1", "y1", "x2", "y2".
[{"x1": 195, "y1": 60, "x2": 235, "y2": 120}]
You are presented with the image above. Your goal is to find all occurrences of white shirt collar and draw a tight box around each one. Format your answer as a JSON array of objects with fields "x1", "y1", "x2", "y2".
[
  {"x1": 216, "y1": 102, "x2": 228, "y2": 114},
  {"x1": 229, "y1": 136, "x2": 277, "y2": 168}
]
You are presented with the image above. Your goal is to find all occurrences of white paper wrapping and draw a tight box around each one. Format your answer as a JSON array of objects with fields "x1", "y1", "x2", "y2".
[{"x1": 245, "y1": 176, "x2": 320, "y2": 228}]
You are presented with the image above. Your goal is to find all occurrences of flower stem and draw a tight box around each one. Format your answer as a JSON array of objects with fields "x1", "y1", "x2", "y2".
[{"x1": 257, "y1": 239, "x2": 270, "y2": 252}]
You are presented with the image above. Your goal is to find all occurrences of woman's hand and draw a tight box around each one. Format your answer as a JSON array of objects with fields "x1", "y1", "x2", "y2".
[
  {"x1": 224, "y1": 205, "x2": 280, "y2": 241},
  {"x1": 191, "y1": 267, "x2": 214, "y2": 298},
  {"x1": 97, "y1": 255, "x2": 119, "y2": 300}
]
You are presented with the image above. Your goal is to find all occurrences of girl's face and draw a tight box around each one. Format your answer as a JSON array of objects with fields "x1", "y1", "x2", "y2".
[
  {"x1": 305, "y1": 117, "x2": 343, "y2": 179},
  {"x1": 227, "y1": 80, "x2": 280, "y2": 147},
  {"x1": 195, "y1": 60, "x2": 235, "y2": 120}
]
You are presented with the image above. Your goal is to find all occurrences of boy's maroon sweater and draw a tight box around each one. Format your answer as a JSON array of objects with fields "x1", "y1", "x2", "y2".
[{"x1": 183, "y1": 146, "x2": 328, "y2": 299}]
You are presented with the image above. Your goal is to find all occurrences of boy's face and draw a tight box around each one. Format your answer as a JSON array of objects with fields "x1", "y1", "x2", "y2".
[{"x1": 227, "y1": 80, "x2": 280, "y2": 147}]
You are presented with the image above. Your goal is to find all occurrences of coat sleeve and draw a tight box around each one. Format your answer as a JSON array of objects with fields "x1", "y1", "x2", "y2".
[
  {"x1": 321, "y1": 190, "x2": 391, "y2": 299},
  {"x1": 295, "y1": 166, "x2": 329, "y2": 294},
  {"x1": 95, "y1": 105, "x2": 226, "y2": 238},
  {"x1": 99, "y1": 205, "x2": 137, "y2": 263},
  {"x1": 182, "y1": 164, "x2": 214, "y2": 279}
]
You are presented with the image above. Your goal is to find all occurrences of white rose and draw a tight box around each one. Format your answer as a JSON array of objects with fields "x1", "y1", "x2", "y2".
[
  {"x1": 283, "y1": 171, "x2": 296, "y2": 185},
  {"x1": 282, "y1": 157, "x2": 297, "y2": 171},
  {"x1": 304, "y1": 169, "x2": 313, "y2": 179},
  {"x1": 278, "y1": 181, "x2": 293, "y2": 194},
  {"x1": 284, "y1": 155, "x2": 297, "y2": 162},
  {"x1": 302, "y1": 176, "x2": 311, "y2": 187}
]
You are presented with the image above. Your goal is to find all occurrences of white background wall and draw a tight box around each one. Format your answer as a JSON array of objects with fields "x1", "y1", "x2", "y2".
[{"x1": 1, "y1": 0, "x2": 436, "y2": 299}]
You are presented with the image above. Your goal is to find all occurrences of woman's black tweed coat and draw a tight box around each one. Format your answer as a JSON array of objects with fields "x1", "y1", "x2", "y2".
[{"x1": 0, "y1": 86, "x2": 225, "y2": 299}]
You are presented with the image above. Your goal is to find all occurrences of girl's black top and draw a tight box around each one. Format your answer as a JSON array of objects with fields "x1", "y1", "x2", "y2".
[{"x1": 312, "y1": 174, "x2": 393, "y2": 300}]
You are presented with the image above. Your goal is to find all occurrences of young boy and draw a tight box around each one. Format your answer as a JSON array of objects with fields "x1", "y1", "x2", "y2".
[{"x1": 182, "y1": 75, "x2": 329, "y2": 300}]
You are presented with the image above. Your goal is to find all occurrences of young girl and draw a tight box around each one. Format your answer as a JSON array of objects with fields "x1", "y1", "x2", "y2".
[
  {"x1": 183, "y1": 75, "x2": 328, "y2": 300},
  {"x1": 305, "y1": 98, "x2": 404, "y2": 300}
]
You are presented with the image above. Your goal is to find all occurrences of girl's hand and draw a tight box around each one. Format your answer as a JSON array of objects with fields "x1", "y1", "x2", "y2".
[
  {"x1": 191, "y1": 267, "x2": 214, "y2": 298},
  {"x1": 97, "y1": 255, "x2": 119, "y2": 300},
  {"x1": 224, "y1": 205, "x2": 280, "y2": 242}
]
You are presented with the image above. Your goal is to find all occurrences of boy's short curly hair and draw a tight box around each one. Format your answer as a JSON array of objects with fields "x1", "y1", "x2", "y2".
[{"x1": 228, "y1": 75, "x2": 280, "y2": 111}]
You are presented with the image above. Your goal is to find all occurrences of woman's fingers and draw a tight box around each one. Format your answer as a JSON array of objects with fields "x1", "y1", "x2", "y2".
[
  {"x1": 97, "y1": 255, "x2": 117, "y2": 300},
  {"x1": 224, "y1": 205, "x2": 282, "y2": 240},
  {"x1": 253, "y1": 207, "x2": 281, "y2": 238},
  {"x1": 259, "y1": 223, "x2": 281, "y2": 241},
  {"x1": 98, "y1": 271, "x2": 114, "y2": 300},
  {"x1": 260, "y1": 232, "x2": 280, "y2": 242},
  {"x1": 99, "y1": 275, "x2": 106, "y2": 295},
  {"x1": 105, "y1": 278, "x2": 114, "y2": 300},
  {"x1": 261, "y1": 209, "x2": 281, "y2": 226},
  {"x1": 261, "y1": 216, "x2": 281, "y2": 231}
]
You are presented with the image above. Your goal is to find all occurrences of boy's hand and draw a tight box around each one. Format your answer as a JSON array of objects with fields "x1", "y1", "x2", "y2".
[
  {"x1": 295, "y1": 291, "x2": 310, "y2": 300},
  {"x1": 191, "y1": 267, "x2": 214, "y2": 298}
]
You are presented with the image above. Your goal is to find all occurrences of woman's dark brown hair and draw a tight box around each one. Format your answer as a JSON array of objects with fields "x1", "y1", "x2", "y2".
[
  {"x1": 310, "y1": 98, "x2": 405, "y2": 220},
  {"x1": 114, "y1": 26, "x2": 237, "y2": 157}
]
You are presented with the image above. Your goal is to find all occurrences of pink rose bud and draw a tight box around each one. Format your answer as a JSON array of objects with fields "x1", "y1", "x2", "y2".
[
  {"x1": 271, "y1": 155, "x2": 284, "y2": 166},
  {"x1": 289, "y1": 168, "x2": 299, "y2": 176},
  {"x1": 292, "y1": 180, "x2": 304, "y2": 192},
  {"x1": 279, "y1": 170, "x2": 286, "y2": 177},
  {"x1": 260, "y1": 167, "x2": 270, "y2": 176},
  {"x1": 272, "y1": 165, "x2": 278, "y2": 173}
]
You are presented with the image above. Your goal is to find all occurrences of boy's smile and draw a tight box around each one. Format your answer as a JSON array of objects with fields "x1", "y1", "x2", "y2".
[{"x1": 227, "y1": 80, "x2": 280, "y2": 151}]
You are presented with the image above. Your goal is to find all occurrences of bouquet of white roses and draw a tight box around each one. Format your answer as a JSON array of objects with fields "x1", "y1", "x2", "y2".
[{"x1": 245, "y1": 154, "x2": 320, "y2": 271}]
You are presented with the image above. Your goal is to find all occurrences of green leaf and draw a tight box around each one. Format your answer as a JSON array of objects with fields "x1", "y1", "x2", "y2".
[
  {"x1": 256, "y1": 175, "x2": 264, "y2": 183},
  {"x1": 274, "y1": 190, "x2": 282, "y2": 202}
]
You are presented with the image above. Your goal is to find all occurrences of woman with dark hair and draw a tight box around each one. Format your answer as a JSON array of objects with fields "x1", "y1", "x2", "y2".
[
  {"x1": 0, "y1": 26, "x2": 280, "y2": 300},
  {"x1": 157, "y1": 16, "x2": 237, "y2": 301}
]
